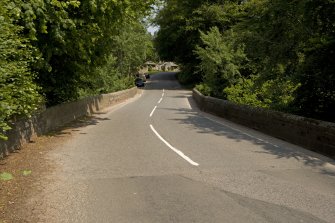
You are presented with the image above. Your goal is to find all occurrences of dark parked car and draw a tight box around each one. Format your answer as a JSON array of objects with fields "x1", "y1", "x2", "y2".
[
  {"x1": 135, "y1": 77, "x2": 145, "y2": 87},
  {"x1": 136, "y1": 73, "x2": 147, "y2": 82}
]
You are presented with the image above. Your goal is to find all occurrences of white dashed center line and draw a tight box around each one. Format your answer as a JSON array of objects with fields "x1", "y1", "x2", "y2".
[
  {"x1": 150, "y1": 106, "x2": 157, "y2": 117},
  {"x1": 150, "y1": 89, "x2": 165, "y2": 117},
  {"x1": 150, "y1": 125, "x2": 199, "y2": 166}
]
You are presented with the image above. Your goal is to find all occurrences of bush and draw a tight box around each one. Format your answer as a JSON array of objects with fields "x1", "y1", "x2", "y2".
[
  {"x1": 224, "y1": 76, "x2": 300, "y2": 111},
  {"x1": 195, "y1": 83, "x2": 211, "y2": 96},
  {"x1": 79, "y1": 55, "x2": 135, "y2": 98},
  {"x1": 0, "y1": 0, "x2": 42, "y2": 140}
]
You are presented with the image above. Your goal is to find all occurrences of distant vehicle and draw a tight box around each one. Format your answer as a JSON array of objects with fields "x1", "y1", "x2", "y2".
[
  {"x1": 136, "y1": 73, "x2": 147, "y2": 82},
  {"x1": 145, "y1": 73, "x2": 150, "y2": 79},
  {"x1": 135, "y1": 77, "x2": 145, "y2": 87},
  {"x1": 141, "y1": 74, "x2": 147, "y2": 82}
]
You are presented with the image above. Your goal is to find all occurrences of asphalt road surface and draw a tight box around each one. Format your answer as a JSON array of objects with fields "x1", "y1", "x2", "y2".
[{"x1": 27, "y1": 72, "x2": 335, "y2": 222}]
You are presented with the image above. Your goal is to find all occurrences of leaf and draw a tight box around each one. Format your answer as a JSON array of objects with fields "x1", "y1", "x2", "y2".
[
  {"x1": 0, "y1": 172, "x2": 14, "y2": 181},
  {"x1": 22, "y1": 170, "x2": 32, "y2": 176}
]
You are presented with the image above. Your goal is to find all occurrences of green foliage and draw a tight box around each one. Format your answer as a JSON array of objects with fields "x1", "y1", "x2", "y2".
[
  {"x1": 78, "y1": 19, "x2": 153, "y2": 97},
  {"x1": 195, "y1": 27, "x2": 246, "y2": 98},
  {"x1": 292, "y1": 0, "x2": 335, "y2": 120},
  {"x1": 0, "y1": 0, "x2": 42, "y2": 140},
  {"x1": 112, "y1": 21, "x2": 155, "y2": 76},
  {"x1": 155, "y1": 0, "x2": 246, "y2": 83},
  {"x1": 176, "y1": 66, "x2": 198, "y2": 85},
  {"x1": 79, "y1": 55, "x2": 134, "y2": 97},
  {"x1": 195, "y1": 83, "x2": 211, "y2": 97},
  {"x1": 224, "y1": 76, "x2": 300, "y2": 111},
  {"x1": 1, "y1": 0, "x2": 156, "y2": 141},
  {"x1": 241, "y1": 0, "x2": 335, "y2": 120},
  {"x1": 11, "y1": 0, "x2": 155, "y2": 106},
  {"x1": 154, "y1": 0, "x2": 204, "y2": 83},
  {"x1": 156, "y1": 0, "x2": 335, "y2": 122},
  {"x1": 22, "y1": 170, "x2": 32, "y2": 176},
  {"x1": 0, "y1": 172, "x2": 14, "y2": 181}
]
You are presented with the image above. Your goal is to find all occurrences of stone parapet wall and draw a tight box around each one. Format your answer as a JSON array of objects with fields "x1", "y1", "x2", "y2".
[
  {"x1": 0, "y1": 88, "x2": 138, "y2": 158},
  {"x1": 193, "y1": 89, "x2": 335, "y2": 158}
]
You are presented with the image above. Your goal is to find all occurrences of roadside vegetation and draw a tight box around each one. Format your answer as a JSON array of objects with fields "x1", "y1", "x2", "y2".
[
  {"x1": 0, "y1": 0, "x2": 158, "y2": 139},
  {"x1": 148, "y1": 70, "x2": 161, "y2": 75},
  {"x1": 154, "y1": 0, "x2": 335, "y2": 122}
]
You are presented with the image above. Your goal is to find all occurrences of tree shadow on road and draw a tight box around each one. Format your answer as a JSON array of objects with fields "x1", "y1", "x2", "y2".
[
  {"x1": 45, "y1": 115, "x2": 110, "y2": 138},
  {"x1": 162, "y1": 99, "x2": 335, "y2": 176}
]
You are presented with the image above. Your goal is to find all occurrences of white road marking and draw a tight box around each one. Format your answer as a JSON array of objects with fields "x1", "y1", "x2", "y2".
[
  {"x1": 185, "y1": 97, "x2": 192, "y2": 109},
  {"x1": 150, "y1": 106, "x2": 157, "y2": 117},
  {"x1": 163, "y1": 89, "x2": 165, "y2": 93},
  {"x1": 150, "y1": 90, "x2": 165, "y2": 117},
  {"x1": 204, "y1": 116, "x2": 280, "y2": 148},
  {"x1": 150, "y1": 125, "x2": 199, "y2": 166}
]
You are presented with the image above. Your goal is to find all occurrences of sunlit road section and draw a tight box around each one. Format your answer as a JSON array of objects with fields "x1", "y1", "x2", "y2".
[{"x1": 29, "y1": 72, "x2": 335, "y2": 223}]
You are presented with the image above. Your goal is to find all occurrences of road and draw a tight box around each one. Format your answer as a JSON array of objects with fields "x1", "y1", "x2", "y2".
[{"x1": 26, "y1": 72, "x2": 335, "y2": 222}]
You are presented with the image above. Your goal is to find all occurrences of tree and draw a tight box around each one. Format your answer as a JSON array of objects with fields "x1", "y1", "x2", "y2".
[
  {"x1": 239, "y1": 0, "x2": 335, "y2": 120},
  {"x1": 155, "y1": 0, "x2": 244, "y2": 84},
  {"x1": 0, "y1": 0, "x2": 42, "y2": 139},
  {"x1": 154, "y1": 0, "x2": 204, "y2": 83},
  {"x1": 79, "y1": 20, "x2": 155, "y2": 97},
  {"x1": 293, "y1": 0, "x2": 335, "y2": 120},
  {"x1": 1, "y1": 0, "x2": 157, "y2": 140},
  {"x1": 13, "y1": 0, "x2": 155, "y2": 105},
  {"x1": 195, "y1": 27, "x2": 246, "y2": 98},
  {"x1": 155, "y1": 0, "x2": 335, "y2": 121}
]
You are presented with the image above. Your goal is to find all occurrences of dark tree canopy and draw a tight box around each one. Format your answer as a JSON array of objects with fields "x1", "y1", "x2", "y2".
[{"x1": 154, "y1": 0, "x2": 335, "y2": 122}]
